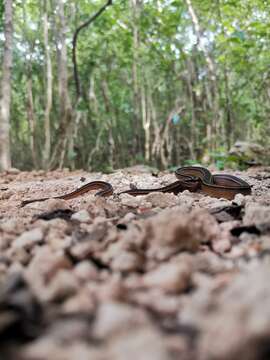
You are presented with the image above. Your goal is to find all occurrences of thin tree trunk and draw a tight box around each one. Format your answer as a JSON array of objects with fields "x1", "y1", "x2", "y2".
[
  {"x1": 216, "y1": 0, "x2": 233, "y2": 150},
  {"x1": 67, "y1": 111, "x2": 82, "y2": 170},
  {"x1": 100, "y1": 79, "x2": 115, "y2": 169},
  {"x1": 186, "y1": 57, "x2": 197, "y2": 159},
  {"x1": 26, "y1": 77, "x2": 38, "y2": 168},
  {"x1": 89, "y1": 75, "x2": 99, "y2": 114},
  {"x1": 43, "y1": 0, "x2": 53, "y2": 169},
  {"x1": 130, "y1": 0, "x2": 142, "y2": 158},
  {"x1": 0, "y1": 0, "x2": 13, "y2": 171},
  {"x1": 185, "y1": 0, "x2": 220, "y2": 151},
  {"x1": 58, "y1": 0, "x2": 72, "y2": 169},
  {"x1": 87, "y1": 126, "x2": 105, "y2": 170},
  {"x1": 149, "y1": 91, "x2": 161, "y2": 165},
  {"x1": 224, "y1": 69, "x2": 233, "y2": 150},
  {"x1": 49, "y1": 0, "x2": 73, "y2": 169},
  {"x1": 141, "y1": 82, "x2": 151, "y2": 162},
  {"x1": 160, "y1": 103, "x2": 184, "y2": 168}
]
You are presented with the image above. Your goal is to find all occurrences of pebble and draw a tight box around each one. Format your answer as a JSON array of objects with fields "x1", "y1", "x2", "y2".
[
  {"x1": 93, "y1": 301, "x2": 150, "y2": 338},
  {"x1": 145, "y1": 192, "x2": 179, "y2": 208},
  {"x1": 43, "y1": 269, "x2": 79, "y2": 302},
  {"x1": 73, "y1": 261, "x2": 99, "y2": 282},
  {"x1": 244, "y1": 204, "x2": 270, "y2": 225},
  {"x1": 0, "y1": 219, "x2": 22, "y2": 233},
  {"x1": 12, "y1": 228, "x2": 44, "y2": 250},
  {"x1": 71, "y1": 209, "x2": 91, "y2": 223},
  {"x1": 110, "y1": 251, "x2": 144, "y2": 272},
  {"x1": 143, "y1": 261, "x2": 192, "y2": 293},
  {"x1": 0, "y1": 189, "x2": 14, "y2": 200}
]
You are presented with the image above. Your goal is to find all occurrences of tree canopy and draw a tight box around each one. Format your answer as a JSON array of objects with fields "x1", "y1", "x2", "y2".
[{"x1": 0, "y1": 0, "x2": 269, "y2": 171}]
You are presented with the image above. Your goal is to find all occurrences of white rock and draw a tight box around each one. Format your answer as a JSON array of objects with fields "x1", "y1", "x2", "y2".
[
  {"x1": 0, "y1": 190, "x2": 14, "y2": 200},
  {"x1": 143, "y1": 261, "x2": 192, "y2": 293},
  {"x1": 108, "y1": 326, "x2": 171, "y2": 360},
  {"x1": 62, "y1": 287, "x2": 96, "y2": 314},
  {"x1": 233, "y1": 193, "x2": 246, "y2": 206},
  {"x1": 12, "y1": 228, "x2": 43, "y2": 249},
  {"x1": 43, "y1": 270, "x2": 79, "y2": 302},
  {"x1": 93, "y1": 302, "x2": 149, "y2": 339},
  {"x1": 74, "y1": 261, "x2": 99, "y2": 282},
  {"x1": 110, "y1": 251, "x2": 143, "y2": 272},
  {"x1": 26, "y1": 246, "x2": 72, "y2": 284},
  {"x1": 244, "y1": 204, "x2": 270, "y2": 225},
  {"x1": 7, "y1": 168, "x2": 20, "y2": 175},
  {"x1": 0, "y1": 219, "x2": 21, "y2": 233},
  {"x1": 71, "y1": 210, "x2": 91, "y2": 223},
  {"x1": 120, "y1": 193, "x2": 150, "y2": 208}
]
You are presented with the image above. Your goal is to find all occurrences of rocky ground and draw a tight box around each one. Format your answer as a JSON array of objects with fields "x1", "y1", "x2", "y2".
[{"x1": 0, "y1": 165, "x2": 270, "y2": 360}]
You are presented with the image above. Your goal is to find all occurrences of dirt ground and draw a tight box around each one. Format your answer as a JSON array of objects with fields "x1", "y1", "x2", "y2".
[{"x1": 0, "y1": 165, "x2": 270, "y2": 360}]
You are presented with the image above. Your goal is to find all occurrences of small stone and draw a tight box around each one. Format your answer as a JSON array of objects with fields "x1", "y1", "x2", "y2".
[
  {"x1": 228, "y1": 245, "x2": 246, "y2": 259},
  {"x1": 62, "y1": 287, "x2": 96, "y2": 314},
  {"x1": 74, "y1": 261, "x2": 99, "y2": 282},
  {"x1": 0, "y1": 219, "x2": 22, "y2": 233},
  {"x1": 93, "y1": 302, "x2": 150, "y2": 338},
  {"x1": 7, "y1": 247, "x2": 31, "y2": 265},
  {"x1": 8, "y1": 262, "x2": 24, "y2": 275},
  {"x1": 44, "y1": 270, "x2": 79, "y2": 302},
  {"x1": 12, "y1": 228, "x2": 44, "y2": 250},
  {"x1": 108, "y1": 326, "x2": 171, "y2": 360},
  {"x1": 233, "y1": 193, "x2": 246, "y2": 206},
  {"x1": 45, "y1": 219, "x2": 70, "y2": 250},
  {"x1": 143, "y1": 261, "x2": 192, "y2": 294},
  {"x1": 26, "y1": 246, "x2": 72, "y2": 284},
  {"x1": 7, "y1": 168, "x2": 20, "y2": 175},
  {"x1": 132, "y1": 288, "x2": 181, "y2": 316},
  {"x1": 244, "y1": 204, "x2": 270, "y2": 225},
  {"x1": 120, "y1": 193, "x2": 151, "y2": 208},
  {"x1": 145, "y1": 192, "x2": 179, "y2": 208},
  {"x1": 121, "y1": 212, "x2": 137, "y2": 223},
  {"x1": 110, "y1": 251, "x2": 144, "y2": 272},
  {"x1": 71, "y1": 210, "x2": 91, "y2": 223},
  {"x1": 46, "y1": 198, "x2": 71, "y2": 211},
  {"x1": 94, "y1": 276, "x2": 127, "y2": 302},
  {"x1": 0, "y1": 190, "x2": 14, "y2": 200},
  {"x1": 70, "y1": 242, "x2": 94, "y2": 260},
  {"x1": 212, "y1": 239, "x2": 232, "y2": 254},
  {"x1": 23, "y1": 339, "x2": 104, "y2": 360}
]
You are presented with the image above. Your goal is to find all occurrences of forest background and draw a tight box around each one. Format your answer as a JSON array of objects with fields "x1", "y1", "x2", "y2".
[{"x1": 0, "y1": 0, "x2": 269, "y2": 173}]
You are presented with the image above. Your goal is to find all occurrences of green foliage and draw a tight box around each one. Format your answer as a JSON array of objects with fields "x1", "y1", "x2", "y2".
[
  {"x1": 5, "y1": 0, "x2": 270, "y2": 170},
  {"x1": 0, "y1": 2, "x2": 4, "y2": 32}
]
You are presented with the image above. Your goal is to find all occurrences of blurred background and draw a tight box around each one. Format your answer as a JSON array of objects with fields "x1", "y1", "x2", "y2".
[{"x1": 0, "y1": 0, "x2": 269, "y2": 172}]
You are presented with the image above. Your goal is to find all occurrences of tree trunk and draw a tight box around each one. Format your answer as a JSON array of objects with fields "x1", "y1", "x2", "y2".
[
  {"x1": 130, "y1": 0, "x2": 142, "y2": 159},
  {"x1": 26, "y1": 77, "x2": 38, "y2": 168},
  {"x1": 185, "y1": 0, "x2": 220, "y2": 151},
  {"x1": 185, "y1": 57, "x2": 197, "y2": 159},
  {"x1": 216, "y1": 0, "x2": 233, "y2": 150},
  {"x1": 43, "y1": 0, "x2": 53, "y2": 169},
  {"x1": 49, "y1": 0, "x2": 73, "y2": 169},
  {"x1": 0, "y1": 0, "x2": 13, "y2": 171},
  {"x1": 141, "y1": 81, "x2": 151, "y2": 162},
  {"x1": 149, "y1": 89, "x2": 161, "y2": 166},
  {"x1": 100, "y1": 79, "x2": 115, "y2": 169}
]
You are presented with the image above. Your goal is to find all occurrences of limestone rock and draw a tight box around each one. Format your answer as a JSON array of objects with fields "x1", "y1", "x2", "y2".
[
  {"x1": 13, "y1": 228, "x2": 44, "y2": 250},
  {"x1": 143, "y1": 261, "x2": 192, "y2": 293},
  {"x1": 71, "y1": 209, "x2": 91, "y2": 223}
]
